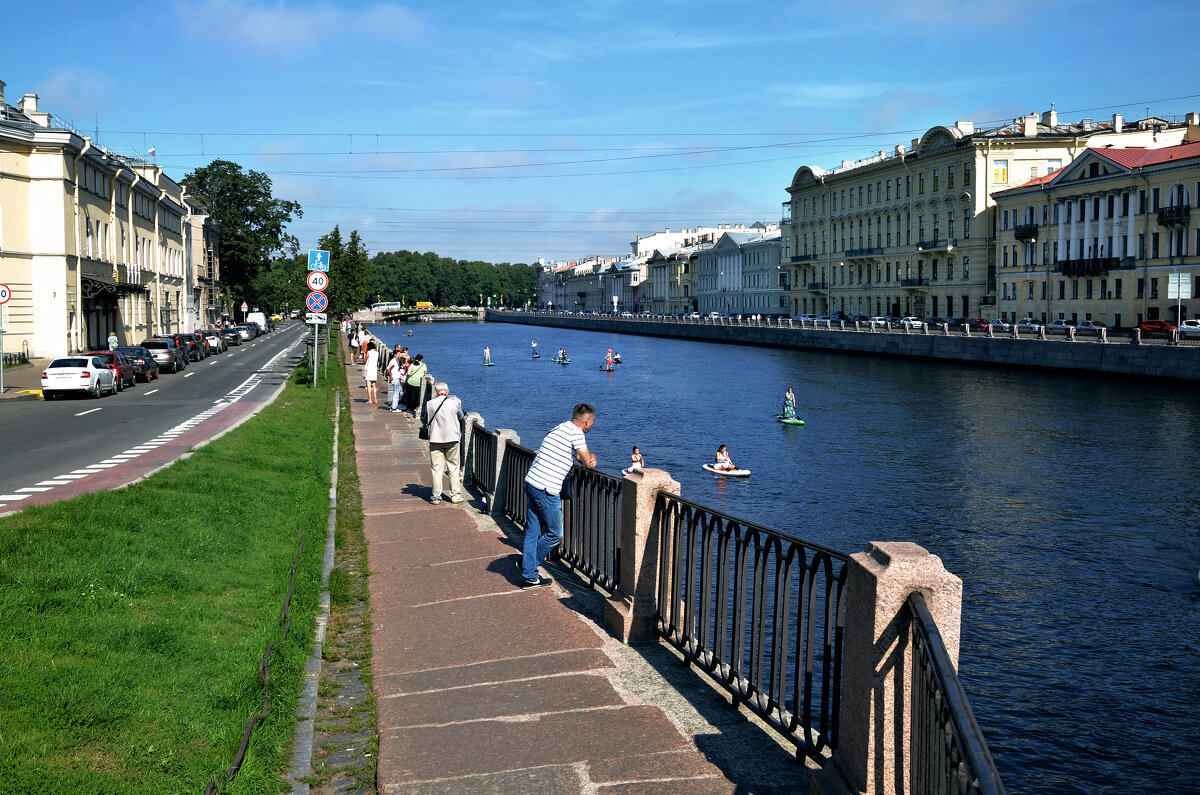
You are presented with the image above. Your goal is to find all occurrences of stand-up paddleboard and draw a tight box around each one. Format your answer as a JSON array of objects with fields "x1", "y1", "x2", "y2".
[
  {"x1": 531, "y1": 354, "x2": 540, "y2": 359},
  {"x1": 703, "y1": 464, "x2": 751, "y2": 477},
  {"x1": 599, "y1": 365, "x2": 615, "y2": 371},
  {"x1": 552, "y1": 357, "x2": 571, "y2": 364},
  {"x1": 777, "y1": 415, "x2": 805, "y2": 426},
  {"x1": 483, "y1": 362, "x2": 495, "y2": 367}
]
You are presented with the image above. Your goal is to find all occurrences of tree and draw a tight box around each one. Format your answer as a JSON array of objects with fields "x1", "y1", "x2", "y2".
[
  {"x1": 317, "y1": 226, "x2": 370, "y2": 315},
  {"x1": 182, "y1": 160, "x2": 302, "y2": 297}
]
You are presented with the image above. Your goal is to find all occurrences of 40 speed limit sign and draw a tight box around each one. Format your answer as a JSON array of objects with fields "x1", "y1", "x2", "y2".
[
  {"x1": 0, "y1": 283, "x2": 11, "y2": 304},
  {"x1": 306, "y1": 271, "x2": 329, "y2": 292}
]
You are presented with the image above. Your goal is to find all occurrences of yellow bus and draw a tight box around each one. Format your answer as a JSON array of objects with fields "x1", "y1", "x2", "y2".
[{"x1": 415, "y1": 301, "x2": 433, "y2": 308}]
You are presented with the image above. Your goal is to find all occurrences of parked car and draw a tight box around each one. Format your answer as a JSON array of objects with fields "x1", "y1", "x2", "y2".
[
  {"x1": 967, "y1": 318, "x2": 989, "y2": 330},
  {"x1": 1076, "y1": 320, "x2": 1107, "y2": 333},
  {"x1": 141, "y1": 338, "x2": 187, "y2": 372},
  {"x1": 220, "y1": 328, "x2": 242, "y2": 346},
  {"x1": 41, "y1": 356, "x2": 116, "y2": 399},
  {"x1": 115, "y1": 346, "x2": 160, "y2": 381},
  {"x1": 988, "y1": 318, "x2": 1012, "y2": 331},
  {"x1": 1014, "y1": 318, "x2": 1042, "y2": 332},
  {"x1": 234, "y1": 325, "x2": 254, "y2": 341},
  {"x1": 1046, "y1": 319, "x2": 1074, "y2": 332},
  {"x1": 899, "y1": 316, "x2": 924, "y2": 329},
  {"x1": 798, "y1": 314, "x2": 818, "y2": 322},
  {"x1": 187, "y1": 331, "x2": 211, "y2": 357},
  {"x1": 202, "y1": 330, "x2": 226, "y2": 353},
  {"x1": 1137, "y1": 319, "x2": 1177, "y2": 336},
  {"x1": 84, "y1": 350, "x2": 136, "y2": 391},
  {"x1": 867, "y1": 316, "x2": 890, "y2": 325},
  {"x1": 1178, "y1": 319, "x2": 1200, "y2": 338}
]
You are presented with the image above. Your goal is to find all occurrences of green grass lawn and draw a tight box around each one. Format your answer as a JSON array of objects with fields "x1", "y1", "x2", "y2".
[{"x1": 0, "y1": 370, "x2": 337, "y2": 793}]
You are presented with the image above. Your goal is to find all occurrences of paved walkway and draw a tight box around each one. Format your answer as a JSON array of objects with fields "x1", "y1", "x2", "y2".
[
  {"x1": 0, "y1": 359, "x2": 48, "y2": 402},
  {"x1": 348, "y1": 390, "x2": 738, "y2": 794}
]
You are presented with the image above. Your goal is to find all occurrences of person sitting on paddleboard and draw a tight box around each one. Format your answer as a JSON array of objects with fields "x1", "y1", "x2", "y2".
[
  {"x1": 629, "y1": 446, "x2": 644, "y2": 471},
  {"x1": 782, "y1": 387, "x2": 796, "y2": 419},
  {"x1": 714, "y1": 444, "x2": 736, "y2": 471},
  {"x1": 613, "y1": 351, "x2": 622, "y2": 364}
]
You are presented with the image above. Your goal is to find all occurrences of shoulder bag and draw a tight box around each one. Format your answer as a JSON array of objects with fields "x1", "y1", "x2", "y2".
[{"x1": 418, "y1": 395, "x2": 446, "y2": 441}]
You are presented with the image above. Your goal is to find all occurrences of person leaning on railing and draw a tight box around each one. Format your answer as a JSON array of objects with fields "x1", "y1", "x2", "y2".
[{"x1": 519, "y1": 403, "x2": 597, "y2": 590}]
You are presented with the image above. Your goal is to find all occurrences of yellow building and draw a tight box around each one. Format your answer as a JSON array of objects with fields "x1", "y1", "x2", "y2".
[
  {"x1": 781, "y1": 111, "x2": 1191, "y2": 322},
  {"x1": 0, "y1": 82, "x2": 203, "y2": 356},
  {"x1": 993, "y1": 132, "x2": 1200, "y2": 328}
]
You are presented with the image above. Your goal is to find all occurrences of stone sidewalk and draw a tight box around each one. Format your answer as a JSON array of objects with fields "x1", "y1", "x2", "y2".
[{"x1": 348, "y1": 391, "x2": 741, "y2": 794}]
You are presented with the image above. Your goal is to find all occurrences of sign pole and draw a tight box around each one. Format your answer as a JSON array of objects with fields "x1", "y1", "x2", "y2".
[
  {"x1": 0, "y1": 304, "x2": 6, "y2": 396},
  {"x1": 312, "y1": 321, "x2": 318, "y2": 388}
]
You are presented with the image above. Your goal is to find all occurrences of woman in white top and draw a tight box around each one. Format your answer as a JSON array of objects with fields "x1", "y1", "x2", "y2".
[{"x1": 362, "y1": 341, "x2": 380, "y2": 405}]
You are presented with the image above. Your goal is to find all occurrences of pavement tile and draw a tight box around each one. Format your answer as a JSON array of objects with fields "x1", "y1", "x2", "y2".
[
  {"x1": 374, "y1": 648, "x2": 613, "y2": 696},
  {"x1": 367, "y1": 531, "x2": 512, "y2": 572},
  {"x1": 597, "y1": 778, "x2": 736, "y2": 794},
  {"x1": 588, "y1": 749, "x2": 732, "y2": 784},
  {"x1": 377, "y1": 672, "x2": 622, "y2": 729},
  {"x1": 377, "y1": 706, "x2": 689, "y2": 786},
  {"x1": 369, "y1": 556, "x2": 519, "y2": 606},
  {"x1": 382, "y1": 765, "x2": 582, "y2": 794},
  {"x1": 370, "y1": 590, "x2": 601, "y2": 677}
]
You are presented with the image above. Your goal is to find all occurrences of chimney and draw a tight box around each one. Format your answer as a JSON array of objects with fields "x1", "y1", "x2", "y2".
[
  {"x1": 841, "y1": 160, "x2": 852, "y2": 168},
  {"x1": 1041, "y1": 108, "x2": 1058, "y2": 128},
  {"x1": 0, "y1": 80, "x2": 6, "y2": 109},
  {"x1": 1186, "y1": 112, "x2": 1200, "y2": 126},
  {"x1": 1112, "y1": 113, "x2": 1124, "y2": 133},
  {"x1": 911, "y1": 138, "x2": 920, "y2": 151},
  {"x1": 955, "y1": 120, "x2": 975, "y2": 135},
  {"x1": 879, "y1": 150, "x2": 886, "y2": 158},
  {"x1": 895, "y1": 144, "x2": 906, "y2": 156},
  {"x1": 20, "y1": 92, "x2": 38, "y2": 114},
  {"x1": 1082, "y1": 118, "x2": 1093, "y2": 130},
  {"x1": 665, "y1": 228, "x2": 670, "y2": 233},
  {"x1": 1022, "y1": 115, "x2": 1038, "y2": 137}
]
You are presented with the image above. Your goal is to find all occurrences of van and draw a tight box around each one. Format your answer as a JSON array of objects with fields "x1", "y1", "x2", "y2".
[{"x1": 246, "y1": 311, "x2": 269, "y2": 332}]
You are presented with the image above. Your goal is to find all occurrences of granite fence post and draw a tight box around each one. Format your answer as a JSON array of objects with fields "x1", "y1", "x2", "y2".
[
  {"x1": 461, "y1": 412, "x2": 483, "y2": 491},
  {"x1": 810, "y1": 542, "x2": 963, "y2": 795},
  {"x1": 489, "y1": 429, "x2": 520, "y2": 516},
  {"x1": 604, "y1": 468, "x2": 680, "y2": 643}
]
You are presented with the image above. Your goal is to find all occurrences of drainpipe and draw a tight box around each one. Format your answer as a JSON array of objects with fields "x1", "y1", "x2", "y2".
[
  {"x1": 1138, "y1": 167, "x2": 1151, "y2": 322},
  {"x1": 126, "y1": 170, "x2": 145, "y2": 333},
  {"x1": 71, "y1": 138, "x2": 93, "y2": 352}
]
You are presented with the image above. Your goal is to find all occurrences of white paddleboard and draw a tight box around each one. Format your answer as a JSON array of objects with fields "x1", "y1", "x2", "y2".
[{"x1": 703, "y1": 464, "x2": 750, "y2": 477}]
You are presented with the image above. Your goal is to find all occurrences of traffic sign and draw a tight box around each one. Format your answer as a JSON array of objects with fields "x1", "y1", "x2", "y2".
[
  {"x1": 0, "y1": 284, "x2": 10, "y2": 304},
  {"x1": 308, "y1": 249, "x2": 330, "y2": 271},
  {"x1": 306, "y1": 291, "x2": 328, "y2": 312},
  {"x1": 307, "y1": 271, "x2": 329, "y2": 292},
  {"x1": 305, "y1": 312, "x2": 328, "y2": 325},
  {"x1": 1168, "y1": 272, "x2": 1192, "y2": 299},
  {"x1": 241, "y1": 301, "x2": 249, "y2": 312}
]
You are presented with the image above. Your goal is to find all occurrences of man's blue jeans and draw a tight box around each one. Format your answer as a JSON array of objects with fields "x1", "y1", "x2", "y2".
[
  {"x1": 389, "y1": 380, "x2": 402, "y2": 410},
  {"x1": 522, "y1": 482, "x2": 562, "y2": 580}
]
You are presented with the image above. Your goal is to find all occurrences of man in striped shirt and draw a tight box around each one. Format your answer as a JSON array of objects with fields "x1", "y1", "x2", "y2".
[{"x1": 520, "y1": 403, "x2": 597, "y2": 589}]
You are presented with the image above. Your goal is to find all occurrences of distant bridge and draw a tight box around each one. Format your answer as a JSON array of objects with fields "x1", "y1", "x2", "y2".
[{"x1": 352, "y1": 306, "x2": 485, "y2": 324}]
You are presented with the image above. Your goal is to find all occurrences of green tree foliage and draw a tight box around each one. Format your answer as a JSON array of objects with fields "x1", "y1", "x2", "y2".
[
  {"x1": 251, "y1": 255, "x2": 307, "y2": 316},
  {"x1": 182, "y1": 160, "x2": 302, "y2": 299},
  {"x1": 366, "y1": 249, "x2": 537, "y2": 307}
]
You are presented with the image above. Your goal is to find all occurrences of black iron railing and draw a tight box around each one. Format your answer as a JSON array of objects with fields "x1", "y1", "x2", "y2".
[
  {"x1": 560, "y1": 466, "x2": 622, "y2": 591},
  {"x1": 908, "y1": 592, "x2": 1006, "y2": 795},
  {"x1": 655, "y1": 493, "x2": 849, "y2": 761},
  {"x1": 1013, "y1": 223, "x2": 1038, "y2": 241},
  {"x1": 469, "y1": 422, "x2": 498, "y2": 490},
  {"x1": 500, "y1": 442, "x2": 535, "y2": 525}
]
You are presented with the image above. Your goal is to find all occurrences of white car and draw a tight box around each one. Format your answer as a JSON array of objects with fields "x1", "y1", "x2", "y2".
[
  {"x1": 203, "y1": 330, "x2": 226, "y2": 352},
  {"x1": 867, "y1": 316, "x2": 891, "y2": 325},
  {"x1": 989, "y1": 318, "x2": 1012, "y2": 331},
  {"x1": 1046, "y1": 320, "x2": 1074, "y2": 333},
  {"x1": 1179, "y1": 319, "x2": 1200, "y2": 338},
  {"x1": 41, "y1": 356, "x2": 117, "y2": 400},
  {"x1": 798, "y1": 314, "x2": 819, "y2": 322},
  {"x1": 899, "y1": 316, "x2": 924, "y2": 329},
  {"x1": 1014, "y1": 318, "x2": 1042, "y2": 332}
]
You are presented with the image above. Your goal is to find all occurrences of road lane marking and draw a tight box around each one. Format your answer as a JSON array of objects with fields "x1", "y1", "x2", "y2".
[
  {"x1": 184, "y1": 372, "x2": 195, "y2": 378},
  {"x1": 17, "y1": 487, "x2": 52, "y2": 493},
  {"x1": 55, "y1": 474, "x2": 91, "y2": 480},
  {"x1": 36, "y1": 481, "x2": 73, "y2": 486},
  {"x1": 75, "y1": 408, "x2": 103, "y2": 416},
  {"x1": 0, "y1": 495, "x2": 30, "y2": 501},
  {"x1": 144, "y1": 389, "x2": 160, "y2": 395}
]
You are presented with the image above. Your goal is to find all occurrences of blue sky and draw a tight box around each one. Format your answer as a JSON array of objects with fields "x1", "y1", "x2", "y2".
[{"x1": 6, "y1": 0, "x2": 1199, "y2": 263}]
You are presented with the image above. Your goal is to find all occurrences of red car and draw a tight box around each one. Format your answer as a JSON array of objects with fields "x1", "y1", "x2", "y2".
[
  {"x1": 85, "y1": 351, "x2": 136, "y2": 391},
  {"x1": 1137, "y1": 319, "x2": 1177, "y2": 336},
  {"x1": 967, "y1": 318, "x2": 989, "y2": 330}
]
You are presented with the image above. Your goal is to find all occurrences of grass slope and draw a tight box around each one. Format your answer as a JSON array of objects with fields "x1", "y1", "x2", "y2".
[{"x1": 0, "y1": 370, "x2": 335, "y2": 793}]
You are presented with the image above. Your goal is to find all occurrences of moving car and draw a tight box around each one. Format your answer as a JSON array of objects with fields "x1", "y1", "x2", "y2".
[
  {"x1": 867, "y1": 316, "x2": 890, "y2": 325},
  {"x1": 899, "y1": 316, "x2": 924, "y2": 329},
  {"x1": 115, "y1": 346, "x2": 160, "y2": 381},
  {"x1": 989, "y1": 318, "x2": 1012, "y2": 331},
  {"x1": 1137, "y1": 319, "x2": 1176, "y2": 336},
  {"x1": 41, "y1": 356, "x2": 116, "y2": 399},
  {"x1": 84, "y1": 350, "x2": 136, "y2": 391},
  {"x1": 1177, "y1": 319, "x2": 1200, "y2": 338}
]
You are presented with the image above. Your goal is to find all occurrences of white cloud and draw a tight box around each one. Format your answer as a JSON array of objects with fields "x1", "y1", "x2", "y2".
[{"x1": 175, "y1": 0, "x2": 423, "y2": 53}]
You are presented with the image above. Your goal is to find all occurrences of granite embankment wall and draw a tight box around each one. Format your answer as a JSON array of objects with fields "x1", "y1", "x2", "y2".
[{"x1": 484, "y1": 312, "x2": 1200, "y2": 382}]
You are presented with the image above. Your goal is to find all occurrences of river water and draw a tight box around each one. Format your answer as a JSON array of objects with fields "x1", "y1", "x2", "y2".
[{"x1": 369, "y1": 319, "x2": 1200, "y2": 794}]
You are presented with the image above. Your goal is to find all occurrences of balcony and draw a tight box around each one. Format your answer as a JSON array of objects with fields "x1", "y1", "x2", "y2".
[
  {"x1": 807, "y1": 281, "x2": 828, "y2": 291},
  {"x1": 1157, "y1": 205, "x2": 1191, "y2": 226},
  {"x1": 844, "y1": 247, "x2": 878, "y2": 259},
  {"x1": 914, "y1": 237, "x2": 955, "y2": 253},
  {"x1": 1057, "y1": 257, "x2": 1120, "y2": 278},
  {"x1": 789, "y1": 253, "x2": 817, "y2": 263},
  {"x1": 1014, "y1": 223, "x2": 1039, "y2": 242},
  {"x1": 901, "y1": 278, "x2": 930, "y2": 289},
  {"x1": 980, "y1": 296, "x2": 996, "y2": 306}
]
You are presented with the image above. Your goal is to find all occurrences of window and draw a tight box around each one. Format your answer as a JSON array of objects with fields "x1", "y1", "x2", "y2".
[
  {"x1": 963, "y1": 163, "x2": 971, "y2": 185},
  {"x1": 948, "y1": 166, "x2": 955, "y2": 189},
  {"x1": 1138, "y1": 190, "x2": 1146, "y2": 214},
  {"x1": 906, "y1": 175, "x2": 911, "y2": 196},
  {"x1": 1047, "y1": 159, "x2": 1062, "y2": 174},
  {"x1": 964, "y1": 215, "x2": 971, "y2": 239},
  {"x1": 1086, "y1": 280, "x2": 1093, "y2": 300},
  {"x1": 1152, "y1": 187, "x2": 1160, "y2": 211},
  {"x1": 1072, "y1": 279, "x2": 1079, "y2": 300},
  {"x1": 948, "y1": 211, "x2": 956, "y2": 239},
  {"x1": 919, "y1": 172, "x2": 925, "y2": 193},
  {"x1": 1151, "y1": 232, "x2": 1159, "y2": 259},
  {"x1": 1150, "y1": 277, "x2": 1159, "y2": 299},
  {"x1": 1136, "y1": 278, "x2": 1144, "y2": 299},
  {"x1": 962, "y1": 256, "x2": 969, "y2": 280},
  {"x1": 947, "y1": 257, "x2": 954, "y2": 281},
  {"x1": 1028, "y1": 282, "x2": 1034, "y2": 300},
  {"x1": 858, "y1": 186, "x2": 864, "y2": 206},
  {"x1": 933, "y1": 169, "x2": 939, "y2": 191},
  {"x1": 1122, "y1": 192, "x2": 1129, "y2": 216},
  {"x1": 867, "y1": 184, "x2": 872, "y2": 204},
  {"x1": 1058, "y1": 280, "x2": 1065, "y2": 300},
  {"x1": 993, "y1": 159, "x2": 1008, "y2": 183},
  {"x1": 1106, "y1": 195, "x2": 1114, "y2": 219},
  {"x1": 1041, "y1": 281, "x2": 1047, "y2": 299},
  {"x1": 1099, "y1": 278, "x2": 1107, "y2": 299}
]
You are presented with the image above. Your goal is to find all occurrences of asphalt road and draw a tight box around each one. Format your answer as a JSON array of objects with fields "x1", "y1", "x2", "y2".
[{"x1": 0, "y1": 323, "x2": 319, "y2": 514}]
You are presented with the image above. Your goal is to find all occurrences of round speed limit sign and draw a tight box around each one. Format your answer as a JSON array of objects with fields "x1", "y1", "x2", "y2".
[
  {"x1": 306, "y1": 271, "x2": 329, "y2": 292},
  {"x1": 0, "y1": 283, "x2": 11, "y2": 304}
]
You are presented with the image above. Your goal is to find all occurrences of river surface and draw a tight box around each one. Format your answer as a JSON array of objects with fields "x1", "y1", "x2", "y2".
[{"x1": 369, "y1": 319, "x2": 1200, "y2": 794}]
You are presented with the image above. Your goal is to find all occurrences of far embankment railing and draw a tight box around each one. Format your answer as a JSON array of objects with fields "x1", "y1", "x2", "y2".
[
  {"x1": 484, "y1": 310, "x2": 1200, "y2": 382},
  {"x1": 456, "y1": 412, "x2": 1005, "y2": 792}
]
